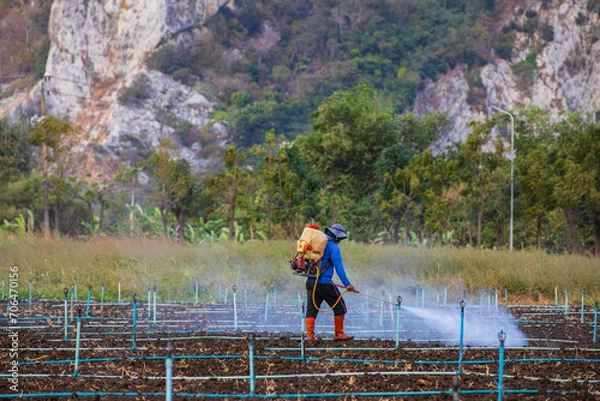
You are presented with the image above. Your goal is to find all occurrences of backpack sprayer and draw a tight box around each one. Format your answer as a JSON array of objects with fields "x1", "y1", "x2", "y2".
[{"x1": 289, "y1": 224, "x2": 328, "y2": 278}]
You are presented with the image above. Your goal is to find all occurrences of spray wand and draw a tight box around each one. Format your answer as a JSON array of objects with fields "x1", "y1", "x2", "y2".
[{"x1": 335, "y1": 284, "x2": 396, "y2": 305}]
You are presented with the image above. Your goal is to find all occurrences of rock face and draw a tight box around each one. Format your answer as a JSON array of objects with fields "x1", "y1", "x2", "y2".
[
  {"x1": 35, "y1": 0, "x2": 229, "y2": 173},
  {"x1": 2, "y1": 0, "x2": 600, "y2": 170},
  {"x1": 416, "y1": 0, "x2": 600, "y2": 152}
]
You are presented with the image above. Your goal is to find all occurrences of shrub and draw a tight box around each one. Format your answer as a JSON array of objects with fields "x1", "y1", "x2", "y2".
[
  {"x1": 494, "y1": 32, "x2": 516, "y2": 60},
  {"x1": 117, "y1": 74, "x2": 152, "y2": 107}
]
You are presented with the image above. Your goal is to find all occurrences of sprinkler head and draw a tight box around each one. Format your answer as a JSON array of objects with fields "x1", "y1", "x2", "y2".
[
  {"x1": 76, "y1": 306, "x2": 82, "y2": 317},
  {"x1": 153, "y1": 284, "x2": 157, "y2": 291},
  {"x1": 88, "y1": 284, "x2": 92, "y2": 291},
  {"x1": 595, "y1": 300, "x2": 599, "y2": 309},
  {"x1": 133, "y1": 293, "x2": 138, "y2": 303},
  {"x1": 459, "y1": 300, "x2": 466, "y2": 312},
  {"x1": 397, "y1": 295, "x2": 402, "y2": 306},
  {"x1": 498, "y1": 329, "x2": 507, "y2": 345},
  {"x1": 232, "y1": 285, "x2": 237, "y2": 293},
  {"x1": 64, "y1": 288, "x2": 69, "y2": 298},
  {"x1": 247, "y1": 333, "x2": 255, "y2": 343},
  {"x1": 166, "y1": 340, "x2": 173, "y2": 357}
]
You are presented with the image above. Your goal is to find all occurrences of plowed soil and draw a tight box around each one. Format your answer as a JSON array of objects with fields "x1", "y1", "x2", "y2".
[{"x1": 1, "y1": 301, "x2": 599, "y2": 400}]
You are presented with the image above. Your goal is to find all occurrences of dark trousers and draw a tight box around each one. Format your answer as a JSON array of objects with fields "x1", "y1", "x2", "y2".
[{"x1": 306, "y1": 281, "x2": 347, "y2": 318}]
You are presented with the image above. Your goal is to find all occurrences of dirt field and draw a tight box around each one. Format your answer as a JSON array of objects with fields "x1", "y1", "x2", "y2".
[{"x1": 1, "y1": 300, "x2": 599, "y2": 400}]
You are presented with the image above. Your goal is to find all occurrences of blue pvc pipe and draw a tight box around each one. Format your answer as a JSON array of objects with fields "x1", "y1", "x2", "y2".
[
  {"x1": 101, "y1": 283, "x2": 104, "y2": 313},
  {"x1": 248, "y1": 334, "x2": 255, "y2": 396},
  {"x1": 233, "y1": 286, "x2": 238, "y2": 331},
  {"x1": 28, "y1": 280, "x2": 32, "y2": 304},
  {"x1": 63, "y1": 289, "x2": 69, "y2": 341},
  {"x1": 497, "y1": 330, "x2": 506, "y2": 401},
  {"x1": 73, "y1": 309, "x2": 82, "y2": 376},
  {"x1": 581, "y1": 289, "x2": 585, "y2": 324},
  {"x1": 70, "y1": 285, "x2": 74, "y2": 321},
  {"x1": 594, "y1": 302, "x2": 598, "y2": 343},
  {"x1": 153, "y1": 284, "x2": 157, "y2": 327},
  {"x1": 264, "y1": 288, "x2": 270, "y2": 324},
  {"x1": 86, "y1": 286, "x2": 91, "y2": 318},
  {"x1": 395, "y1": 296, "x2": 402, "y2": 349},
  {"x1": 147, "y1": 284, "x2": 151, "y2": 321},
  {"x1": 1, "y1": 278, "x2": 4, "y2": 299},
  {"x1": 118, "y1": 279, "x2": 121, "y2": 303},
  {"x1": 131, "y1": 295, "x2": 138, "y2": 350},
  {"x1": 166, "y1": 341, "x2": 173, "y2": 401},
  {"x1": 195, "y1": 278, "x2": 199, "y2": 303},
  {"x1": 301, "y1": 303, "x2": 306, "y2": 360},
  {"x1": 458, "y1": 300, "x2": 465, "y2": 374}
]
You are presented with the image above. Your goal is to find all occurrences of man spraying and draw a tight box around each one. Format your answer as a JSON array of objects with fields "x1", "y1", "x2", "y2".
[{"x1": 305, "y1": 223, "x2": 358, "y2": 340}]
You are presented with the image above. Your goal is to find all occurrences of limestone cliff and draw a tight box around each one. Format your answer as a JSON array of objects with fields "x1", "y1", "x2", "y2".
[
  {"x1": 1, "y1": 0, "x2": 229, "y2": 174},
  {"x1": 416, "y1": 0, "x2": 600, "y2": 152},
  {"x1": 2, "y1": 0, "x2": 600, "y2": 172}
]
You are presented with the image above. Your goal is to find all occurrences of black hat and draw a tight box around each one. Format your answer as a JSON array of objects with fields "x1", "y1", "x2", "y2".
[{"x1": 326, "y1": 223, "x2": 348, "y2": 240}]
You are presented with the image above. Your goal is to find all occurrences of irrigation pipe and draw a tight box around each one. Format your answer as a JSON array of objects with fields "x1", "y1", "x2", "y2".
[
  {"x1": 63, "y1": 288, "x2": 68, "y2": 341},
  {"x1": 73, "y1": 307, "x2": 82, "y2": 377},
  {"x1": 1, "y1": 389, "x2": 594, "y2": 399},
  {"x1": 86, "y1": 285, "x2": 92, "y2": 318},
  {"x1": 497, "y1": 330, "x2": 506, "y2": 401},
  {"x1": 595, "y1": 301, "x2": 598, "y2": 343},
  {"x1": 131, "y1": 294, "x2": 138, "y2": 350},
  {"x1": 458, "y1": 300, "x2": 466, "y2": 374},
  {"x1": 165, "y1": 340, "x2": 173, "y2": 401},
  {"x1": 9, "y1": 369, "x2": 600, "y2": 384}
]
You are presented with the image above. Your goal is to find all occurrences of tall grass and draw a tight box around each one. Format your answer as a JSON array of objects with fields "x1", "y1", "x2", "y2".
[{"x1": 1, "y1": 234, "x2": 599, "y2": 305}]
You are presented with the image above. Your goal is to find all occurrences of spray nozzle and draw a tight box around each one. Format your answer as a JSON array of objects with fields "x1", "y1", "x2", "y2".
[
  {"x1": 397, "y1": 296, "x2": 402, "y2": 306},
  {"x1": 247, "y1": 333, "x2": 255, "y2": 343},
  {"x1": 498, "y1": 329, "x2": 506, "y2": 345},
  {"x1": 64, "y1": 287, "x2": 69, "y2": 298},
  {"x1": 133, "y1": 293, "x2": 138, "y2": 303},
  {"x1": 232, "y1": 285, "x2": 237, "y2": 293},
  {"x1": 595, "y1": 300, "x2": 599, "y2": 309},
  {"x1": 459, "y1": 300, "x2": 466, "y2": 312}
]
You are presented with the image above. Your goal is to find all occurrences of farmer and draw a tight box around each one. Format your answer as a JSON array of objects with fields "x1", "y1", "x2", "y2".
[{"x1": 305, "y1": 223, "x2": 358, "y2": 340}]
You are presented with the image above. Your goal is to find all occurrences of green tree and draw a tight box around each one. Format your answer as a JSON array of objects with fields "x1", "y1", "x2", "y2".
[
  {"x1": 116, "y1": 165, "x2": 144, "y2": 236},
  {"x1": 410, "y1": 149, "x2": 456, "y2": 246},
  {"x1": 515, "y1": 107, "x2": 558, "y2": 250},
  {"x1": 455, "y1": 120, "x2": 507, "y2": 248},
  {"x1": 28, "y1": 116, "x2": 72, "y2": 237},
  {"x1": 203, "y1": 145, "x2": 248, "y2": 241},
  {"x1": 553, "y1": 113, "x2": 600, "y2": 255},
  {"x1": 300, "y1": 83, "x2": 398, "y2": 218},
  {"x1": 374, "y1": 143, "x2": 418, "y2": 244},
  {"x1": 147, "y1": 140, "x2": 195, "y2": 240}
]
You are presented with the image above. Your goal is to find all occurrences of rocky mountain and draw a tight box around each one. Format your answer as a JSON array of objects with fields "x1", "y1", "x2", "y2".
[
  {"x1": 1, "y1": 0, "x2": 599, "y2": 174},
  {"x1": 418, "y1": 0, "x2": 600, "y2": 151},
  {"x1": 1, "y1": 0, "x2": 230, "y2": 175}
]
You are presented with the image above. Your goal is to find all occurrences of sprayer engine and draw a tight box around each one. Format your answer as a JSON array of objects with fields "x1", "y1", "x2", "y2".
[{"x1": 290, "y1": 254, "x2": 319, "y2": 277}]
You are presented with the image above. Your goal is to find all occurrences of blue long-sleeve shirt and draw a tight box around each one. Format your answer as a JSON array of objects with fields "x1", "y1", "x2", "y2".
[{"x1": 307, "y1": 240, "x2": 351, "y2": 287}]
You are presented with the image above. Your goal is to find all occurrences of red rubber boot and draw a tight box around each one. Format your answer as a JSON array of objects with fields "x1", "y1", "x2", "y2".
[
  {"x1": 333, "y1": 314, "x2": 354, "y2": 340},
  {"x1": 305, "y1": 317, "x2": 316, "y2": 340}
]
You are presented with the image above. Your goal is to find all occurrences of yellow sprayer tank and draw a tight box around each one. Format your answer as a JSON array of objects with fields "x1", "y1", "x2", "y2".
[{"x1": 297, "y1": 224, "x2": 329, "y2": 260}]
